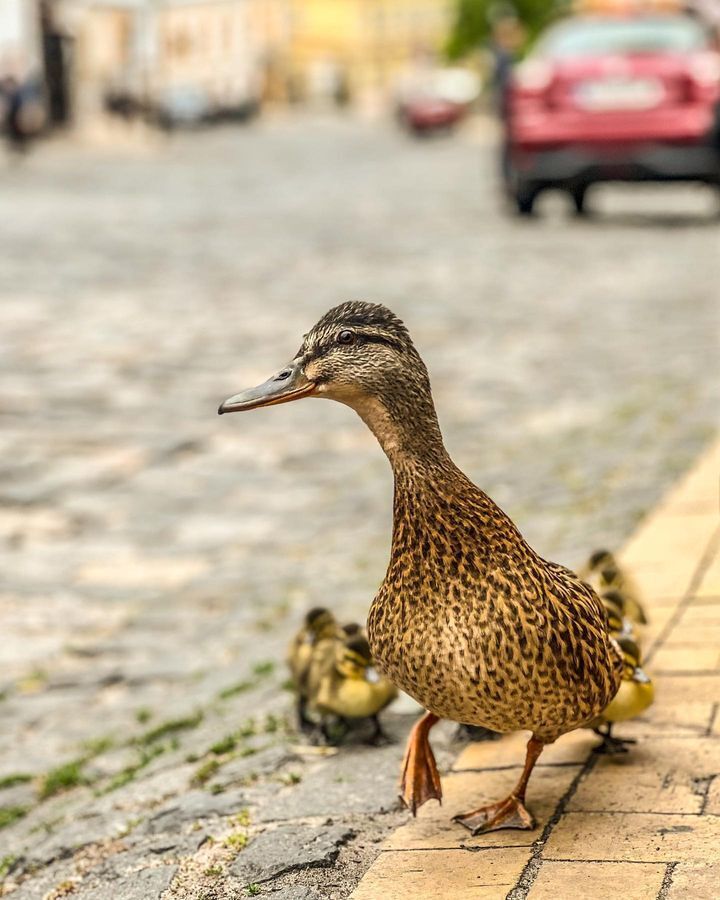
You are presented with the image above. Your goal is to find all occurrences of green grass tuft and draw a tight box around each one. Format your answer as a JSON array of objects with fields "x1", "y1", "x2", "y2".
[
  {"x1": 0, "y1": 854, "x2": 18, "y2": 878},
  {"x1": 223, "y1": 831, "x2": 248, "y2": 851},
  {"x1": 192, "y1": 759, "x2": 220, "y2": 787},
  {"x1": 137, "y1": 711, "x2": 203, "y2": 745},
  {"x1": 246, "y1": 884, "x2": 261, "y2": 896},
  {"x1": 0, "y1": 773, "x2": 32, "y2": 790},
  {"x1": 38, "y1": 760, "x2": 86, "y2": 800},
  {"x1": 217, "y1": 680, "x2": 253, "y2": 700},
  {"x1": 252, "y1": 661, "x2": 275, "y2": 678},
  {"x1": 82, "y1": 736, "x2": 114, "y2": 757},
  {"x1": 100, "y1": 744, "x2": 166, "y2": 794},
  {"x1": 0, "y1": 807, "x2": 28, "y2": 830},
  {"x1": 209, "y1": 734, "x2": 237, "y2": 755}
]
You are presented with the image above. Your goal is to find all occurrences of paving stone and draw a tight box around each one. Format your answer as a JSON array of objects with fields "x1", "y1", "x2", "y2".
[
  {"x1": 651, "y1": 644, "x2": 720, "y2": 671},
  {"x1": 140, "y1": 787, "x2": 248, "y2": 834},
  {"x1": 544, "y1": 812, "x2": 720, "y2": 863},
  {"x1": 384, "y1": 766, "x2": 581, "y2": 851},
  {"x1": 696, "y1": 552, "x2": 720, "y2": 598},
  {"x1": 608, "y1": 701, "x2": 714, "y2": 738},
  {"x1": 256, "y1": 744, "x2": 404, "y2": 822},
  {"x1": 74, "y1": 864, "x2": 178, "y2": 899},
  {"x1": 351, "y1": 848, "x2": 530, "y2": 900},
  {"x1": 621, "y1": 514, "x2": 718, "y2": 569},
  {"x1": 568, "y1": 738, "x2": 720, "y2": 816},
  {"x1": 652, "y1": 674, "x2": 720, "y2": 705},
  {"x1": 527, "y1": 861, "x2": 666, "y2": 900},
  {"x1": 230, "y1": 823, "x2": 355, "y2": 885},
  {"x1": 666, "y1": 862, "x2": 720, "y2": 900},
  {"x1": 452, "y1": 728, "x2": 596, "y2": 772},
  {"x1": 266, "y1": 888, "x2": 323, "y2": 900}
]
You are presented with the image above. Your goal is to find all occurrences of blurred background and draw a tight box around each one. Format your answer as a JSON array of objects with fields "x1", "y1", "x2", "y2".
[{"x1": 1, "y1": 0, "x2": 719, "y2": 896}]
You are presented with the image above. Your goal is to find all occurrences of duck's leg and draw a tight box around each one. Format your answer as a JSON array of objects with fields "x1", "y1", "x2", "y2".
[
  {"x1": 297, "y1": 697, "x2": 316, "y2": 735},
  {"x1": 366, "y1": 714, "x2": 393, "y2": 747},
  {"x1": 399, "y1": 711, "x2": 442, "y2": 814},
  {"x1": 452, "y1": 735, "x2": 545, "y2": 835},
  {"x1": 593, "y1": 723, "x2": 636, "y2": 754}
]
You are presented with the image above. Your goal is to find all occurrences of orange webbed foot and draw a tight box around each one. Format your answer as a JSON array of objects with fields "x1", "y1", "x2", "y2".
[
  {"x1": 452, "y1": 794, "x2": 536, "y2": 835},
  {"x1": 398, "y1": 712, "x2": 442, "y2": 815}
]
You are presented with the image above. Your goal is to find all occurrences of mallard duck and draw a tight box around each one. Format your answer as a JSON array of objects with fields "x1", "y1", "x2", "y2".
[
  {"x1": 580, "y1": 550, "x2": 647, "y2": 626},
  {"x1": 309, "y1": 634, "x2": 398, "y2": 745},
  {"x1": 287, "y1": 607, "x2": 339, "y2": 733},
  {"x1": 590, "y1": 636, "x2": 654, "y2": 753},
  {"x1": 220, "y1": 302, "x2": 623, "y2": 834}
]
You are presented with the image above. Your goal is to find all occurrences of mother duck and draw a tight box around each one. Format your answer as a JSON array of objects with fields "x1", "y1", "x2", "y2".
[{"x1": 219, "y1": 302, "x2": 623, "y2": 835}]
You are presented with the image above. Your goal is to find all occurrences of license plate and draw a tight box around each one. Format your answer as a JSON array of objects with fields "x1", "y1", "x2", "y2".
[{"x1": 575, "y1": 77, "x2": 663, "y2": 111}]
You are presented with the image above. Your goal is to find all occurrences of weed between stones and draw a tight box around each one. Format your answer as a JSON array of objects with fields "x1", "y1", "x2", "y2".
[
  {"x1": 38, "y1": 760, "x2": 87, "y2": 800},
  {"x1": 137, "y1": 711, "x2": 203, "y2": 745},
  {"x1": 0, "y1": 807, "x2": 27, "y2": 830},
  {"x1": 0, "y1": 773, "x2": 32, "y2": 790}
]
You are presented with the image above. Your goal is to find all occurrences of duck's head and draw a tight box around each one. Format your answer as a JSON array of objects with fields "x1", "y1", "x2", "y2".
[
  {"x1": 335, "y1": 635, "x2": 374, "y2": 680},
  {"x1": 588, "y1": 549, "x2": 616, "y2": 571},
  {"x1": 616, "y1": 636, "x2": 651, "y2": 685},
  {"x1": 304, "y1": 606, "x2": 337, "y2": 642},
  {"x1": 219, "y1": 301, "x2": 445, "y2": 465}
]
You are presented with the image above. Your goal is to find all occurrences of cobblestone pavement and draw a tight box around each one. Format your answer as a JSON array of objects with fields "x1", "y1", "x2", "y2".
[{"x1": 0, "y1": 114, "x2": 718, "y2": 900}]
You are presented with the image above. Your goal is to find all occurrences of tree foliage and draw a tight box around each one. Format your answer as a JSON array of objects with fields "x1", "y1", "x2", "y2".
[{"x1": 446, "y1": 0, "x2": 567, "y2": 60}]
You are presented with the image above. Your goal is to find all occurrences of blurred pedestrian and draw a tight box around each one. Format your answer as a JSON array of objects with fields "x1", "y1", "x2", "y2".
[
  {"x1": 1, "y1": 74, "x2": 44, "y2": 157},
  {"x1": 488, "y1": 12, "x2": 525, "y2": 180},
  {"x1": 1, "y1": 75, "x2": 28, "y2": 154}
]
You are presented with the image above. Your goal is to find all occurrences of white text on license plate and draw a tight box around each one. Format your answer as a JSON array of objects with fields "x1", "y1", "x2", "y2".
[{"x1": 576, "y1": 78, "x2": 663, "y2": 111}]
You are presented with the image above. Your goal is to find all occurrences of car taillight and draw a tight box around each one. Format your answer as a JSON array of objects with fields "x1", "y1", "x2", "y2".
[
  {"x1": 513, "y1": 59, "x2": 554, "y2": 93},
  {"x1": 687, "y1": 52, "x2": 720, "y2": 96}
]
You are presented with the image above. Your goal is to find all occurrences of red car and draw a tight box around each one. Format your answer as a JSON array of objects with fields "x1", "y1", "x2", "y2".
[{"x1": 506, "y1": 13, "x2": 720, "y2": 214}]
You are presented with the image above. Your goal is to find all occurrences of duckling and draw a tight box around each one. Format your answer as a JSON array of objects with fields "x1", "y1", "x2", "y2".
[
  {"x1": 220, "y1": 302, "x2": 624, "y2": 834},
  {"x1": 581, "y1": 550, "x2": 647, "y2": 626},
  {"x1": 287, "y1": 607, "x2": 339, "y2": 734},
  {"x1": 600, "y1": 590, "x2": 635, "y2": 642},
  {"x1": 310, "y1": 634, "x2": 398, "y2": 745},
  {"x1": 590, "y1": 636, "x2": 654, "y2": 754},
  {"x1": 341, "y1": 622, "x2": 365, "y2": 639}
]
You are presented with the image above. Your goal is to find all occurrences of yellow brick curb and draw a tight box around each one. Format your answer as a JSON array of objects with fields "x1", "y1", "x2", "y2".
[{"x1": 352, "y1": 439, "x2": 720, "y2": 900}]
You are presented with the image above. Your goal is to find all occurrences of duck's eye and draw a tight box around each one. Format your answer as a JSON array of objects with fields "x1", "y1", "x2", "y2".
[{"x1": 337, "y1": 330, "x2": 355, "y2": 346}]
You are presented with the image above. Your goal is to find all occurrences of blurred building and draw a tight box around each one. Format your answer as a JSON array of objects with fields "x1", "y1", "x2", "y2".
[
  {"x1": 284, "y1": 0, "x2": 455, "y2": 105},
  {"x1": 2, "y1": 0, "x2": 458, "y2": 130},
  {"x1": 54, "y1": 0, "x2": 289, "y2": 126},
  {"x1": 0, "y1": 0, "x2": 41, "y2": 76}
]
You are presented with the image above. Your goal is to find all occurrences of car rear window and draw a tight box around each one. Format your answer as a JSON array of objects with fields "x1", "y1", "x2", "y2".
[{"x1": 537, "y1": 17, "x2": 709, "y2": 58}]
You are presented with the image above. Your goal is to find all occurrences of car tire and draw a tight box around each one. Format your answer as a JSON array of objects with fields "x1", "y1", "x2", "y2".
[
  {"x1": 515, "y1": 184, "x2": 538, "y2": 216},
  {"x1": 571, "y1": 186, "x2": 588, "y2": 216}
]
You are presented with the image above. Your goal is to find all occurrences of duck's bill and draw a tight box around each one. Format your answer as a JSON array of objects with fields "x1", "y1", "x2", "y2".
[
  {"x1": 218, "y1": 364, "x2": 316, "y2": 414},
  {"x1": 632, "y1": 666, "x2": 651, "y2": 685}
]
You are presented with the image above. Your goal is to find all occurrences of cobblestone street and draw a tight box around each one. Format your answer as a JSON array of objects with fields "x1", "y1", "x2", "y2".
[{"x1": 1, "y1": 115, "x2": 718, "y2": 899}]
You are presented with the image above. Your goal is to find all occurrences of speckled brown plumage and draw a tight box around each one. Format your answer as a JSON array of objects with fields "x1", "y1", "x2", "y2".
[
  {"x1": 219, "y1": 300, "x2": 625, "y2": 832},
  {"x1": 368, "y1": 458, "x2": 623, "y2": 743}
]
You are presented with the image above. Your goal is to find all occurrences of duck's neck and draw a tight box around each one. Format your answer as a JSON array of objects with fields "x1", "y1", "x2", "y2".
[{"x1": 351, "y1": 389, "x2": 453, "y2": 480}]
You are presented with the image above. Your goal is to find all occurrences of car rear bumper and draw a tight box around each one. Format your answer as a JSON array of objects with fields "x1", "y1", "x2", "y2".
[
  {"x1": 513, "y1": 142, "x2": 720, "y2": 185},
  {"x1": 511, "y1": 103, "x2": 717, "y2": 148}
]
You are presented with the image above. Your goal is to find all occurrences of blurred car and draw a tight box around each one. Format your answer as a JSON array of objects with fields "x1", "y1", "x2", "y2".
[
  {"x1": 397, "y1": 68, "x2": 480, "y2": 136},
  {"x1": 155, "y1": 85, "x2": 212, "y2": 130},
  {"x1": 506, "y1": 11, "x2": 720, "y2": 214}
]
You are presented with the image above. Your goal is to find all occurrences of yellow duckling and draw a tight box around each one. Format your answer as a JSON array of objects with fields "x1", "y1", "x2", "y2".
[
  {"x1": 600, "y1": 590, "x2": 635, "y2": 642},
  {"x1": 310, "y1": 635, "x2": 398, "y2": 745},
  {"x1": 590, "y1": 636, "x2": 654, "y2": 753},
  {"x1": 287, "y1": 607, "x2": 339, "y2": 734},
  {"x1": 581, "y1": 550, "x2": 648, "y2": 626}
]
